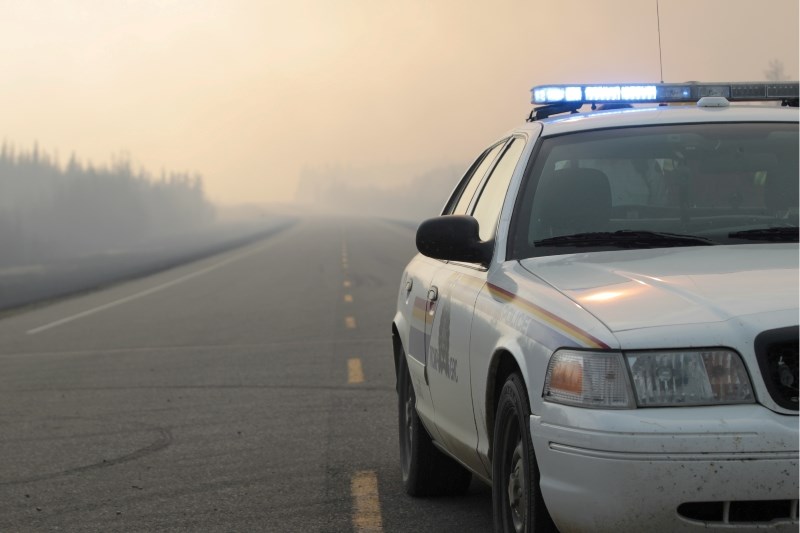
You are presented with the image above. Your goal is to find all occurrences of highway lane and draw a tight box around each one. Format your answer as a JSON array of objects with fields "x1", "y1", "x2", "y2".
[{"x1": 0, "y1": 217, "x2": 493, "y2": 532}]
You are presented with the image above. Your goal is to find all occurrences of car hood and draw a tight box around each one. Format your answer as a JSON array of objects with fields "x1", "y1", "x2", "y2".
[{"x1": 519, "y1": 245, "x2": 799, "y2": 333}]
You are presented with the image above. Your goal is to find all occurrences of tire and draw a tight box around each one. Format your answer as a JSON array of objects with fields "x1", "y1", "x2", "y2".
[
  {"x1": 398, "y1": 351, "x2": 472, "y2": 497},
  {"x1": 492, "y1": 374, "x2": 557, "y2": 533}
]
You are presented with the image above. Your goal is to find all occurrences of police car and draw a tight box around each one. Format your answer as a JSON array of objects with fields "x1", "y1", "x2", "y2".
[{"x1": 391, "y1": 82, "x2": 799, "y2": 532}]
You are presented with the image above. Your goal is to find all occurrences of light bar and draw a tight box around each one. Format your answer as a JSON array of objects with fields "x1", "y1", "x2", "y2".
[{"x1": 531, "y1": 81, "x2": 800, "y2": 105}]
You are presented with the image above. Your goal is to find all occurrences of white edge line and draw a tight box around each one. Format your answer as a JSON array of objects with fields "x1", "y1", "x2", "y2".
[{"x1": 27, "y1": 241, "x2": 270, "y2": 335}]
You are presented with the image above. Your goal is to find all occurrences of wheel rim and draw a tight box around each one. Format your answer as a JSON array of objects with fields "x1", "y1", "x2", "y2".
[
  {"x1": 507, "y1": 437, "x2": 526, "y2": 533},
  {"x1": 401, "y1": 375, "x2": 414, "y2": 475}
]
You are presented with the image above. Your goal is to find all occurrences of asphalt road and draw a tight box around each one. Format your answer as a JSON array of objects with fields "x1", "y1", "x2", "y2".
[{"x1": 0, "y1": 217, "x2": 493, "y2": 532}]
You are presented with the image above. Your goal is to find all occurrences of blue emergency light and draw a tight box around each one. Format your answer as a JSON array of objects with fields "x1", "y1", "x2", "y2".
[{"x1": 531, "y1": 82, "x2": 800, "y2": 105}]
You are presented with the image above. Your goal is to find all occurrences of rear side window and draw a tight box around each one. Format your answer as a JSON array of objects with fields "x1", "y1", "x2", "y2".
[
  {"x1": 446, "y1": 141, "x2": 506, "y2": 215},
  {"x1": 471, "y1": 137, "x2": 526, "y2": 241}
]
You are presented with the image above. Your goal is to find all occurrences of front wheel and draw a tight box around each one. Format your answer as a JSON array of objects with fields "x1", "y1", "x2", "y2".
[
  {"x1": 492, "y1": 374, "x2": 557, "y2": 533},
  {"x1": 398, "y1": 352, "x2": 472, "y2": 496}
]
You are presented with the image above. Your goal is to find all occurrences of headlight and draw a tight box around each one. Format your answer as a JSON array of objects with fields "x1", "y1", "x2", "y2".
[
  {"x1": 543, "y1": 350, "x2": 635, "y2": 408},
  {"x1": 627, "y1": 349, "x2": 754, "y2": 406},
  {"x1": 543, "y1": 348, "x2": 755, "y2": 408}
]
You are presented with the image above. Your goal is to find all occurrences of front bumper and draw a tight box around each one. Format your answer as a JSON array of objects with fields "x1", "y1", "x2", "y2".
[{"x1": 531, "y1": 404, "x2": 799, "y2": 533}]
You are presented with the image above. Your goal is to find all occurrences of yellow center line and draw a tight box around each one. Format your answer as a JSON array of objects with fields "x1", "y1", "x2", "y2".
[
  {"x1": 345, "y1": 316, "x2": 357, "y2": 329},
  {"x1": 351, "y1": 470, "x2": 383, "y2": 533},
  {"x1": 343, "y1": 280, "x2": 351, "y2": 288},
  {"x1": 348, "y1": 358, "x2": 364, "y2": 384},
  {"x1": 344, "y1": 294, "x2": 353, "y2": 303}
]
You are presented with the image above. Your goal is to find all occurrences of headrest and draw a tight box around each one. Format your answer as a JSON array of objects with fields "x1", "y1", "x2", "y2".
[
  {"x1": 535, "y1": 167, "x2": 612, "y2": 238},
  {"x1": 765, "y1": 172, "x2": 798, "y2": 212}
]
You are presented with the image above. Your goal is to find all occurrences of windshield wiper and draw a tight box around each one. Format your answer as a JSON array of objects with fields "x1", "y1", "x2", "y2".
[
  {"x1": 728, "y1": 227, "x2": 799, "y2": 242},
  {"x1": 535, "y1": 230, "x2": 717, "y2": 248}
]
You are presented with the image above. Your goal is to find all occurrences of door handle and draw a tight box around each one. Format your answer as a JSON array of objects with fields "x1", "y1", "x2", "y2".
[{"x1": 428, "y1": 286, "x2": 439, "y2": 302}]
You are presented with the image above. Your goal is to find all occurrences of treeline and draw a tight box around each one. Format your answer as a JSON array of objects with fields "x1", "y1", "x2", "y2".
[{"x1": 0, "y1": 143, "x2": 215, "y2": 267}]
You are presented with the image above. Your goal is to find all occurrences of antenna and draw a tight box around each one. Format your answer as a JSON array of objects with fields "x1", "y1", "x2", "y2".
[{"x1": 656, "y1": 0, "x2": 664, "y2": 83}]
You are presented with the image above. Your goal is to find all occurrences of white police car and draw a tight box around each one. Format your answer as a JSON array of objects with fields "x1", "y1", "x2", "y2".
[{"x1": 392, "y1": 82, "x2": 799, "y2": 532}]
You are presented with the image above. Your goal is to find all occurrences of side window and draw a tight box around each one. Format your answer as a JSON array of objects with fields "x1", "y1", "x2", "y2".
[
  {"x1": 447, "y1": 141, "x2": 507, "y2": 215},
  {"x1": 471, "y1": 137, "x2": 526, "y2": 241}
]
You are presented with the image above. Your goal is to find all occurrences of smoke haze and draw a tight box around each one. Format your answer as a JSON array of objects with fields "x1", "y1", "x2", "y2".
[{"x1": 1, "y1": 0, "x2": 797, "y2": 206}]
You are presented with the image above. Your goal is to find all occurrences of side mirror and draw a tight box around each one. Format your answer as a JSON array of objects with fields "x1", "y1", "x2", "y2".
[{"x1": 416, "y1": 215, "x2": 493, "y2": 265}]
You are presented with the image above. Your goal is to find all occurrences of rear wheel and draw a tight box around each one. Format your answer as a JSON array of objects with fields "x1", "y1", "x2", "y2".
[
  {"x1": 492, "y1": 374, "x2": 556, "y2": 533},
  {"x1": 398, "y1": 352, "x2": 472, "y2": 496}
]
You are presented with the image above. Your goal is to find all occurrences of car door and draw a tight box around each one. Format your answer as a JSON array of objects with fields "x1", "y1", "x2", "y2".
[
  {"x1": 400, "y1": 141, "x2": 507, "y2": 442},
  {"x1": 426, "y1": 136, "x2": 527, "y2": 476}
]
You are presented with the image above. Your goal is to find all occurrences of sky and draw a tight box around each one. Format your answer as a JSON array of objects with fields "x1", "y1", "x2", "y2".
[{"x1": 1, "y1": 0, "x2": 798, "y2": 205}]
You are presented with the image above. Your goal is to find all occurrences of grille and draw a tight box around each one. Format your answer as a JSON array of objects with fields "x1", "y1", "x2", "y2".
[
  {"x1": 678, "y1": 500, "x2": 799, "y2": 524},
  {"x1": 755, "y1": 326, "x2": 799, "y2": 411}
]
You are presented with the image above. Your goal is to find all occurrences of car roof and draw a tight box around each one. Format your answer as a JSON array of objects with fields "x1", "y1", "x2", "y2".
[{"x1": 513, "y1": 104, "x2": 799, "y2": 138}]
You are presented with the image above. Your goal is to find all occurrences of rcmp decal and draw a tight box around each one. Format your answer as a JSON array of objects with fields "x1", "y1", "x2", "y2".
[
  {"x1": 406, "y1": 278, "x2": 459, "y2": 382},
  {"x1": 429, "y1": 294, "x2": 458, "y2": 382}
]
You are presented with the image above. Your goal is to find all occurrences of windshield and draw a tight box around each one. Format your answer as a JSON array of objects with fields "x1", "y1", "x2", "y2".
[{"x1": 509, "y1": 122, "x2": 799, "y2": 258}]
